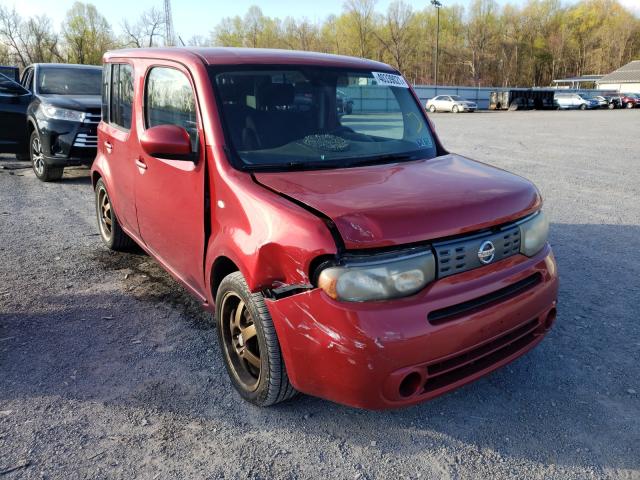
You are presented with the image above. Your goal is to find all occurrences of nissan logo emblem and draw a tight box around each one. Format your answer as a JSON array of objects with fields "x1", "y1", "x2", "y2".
[{"x1": 478, "y1": 240, "x2": 496, "y2": 264}]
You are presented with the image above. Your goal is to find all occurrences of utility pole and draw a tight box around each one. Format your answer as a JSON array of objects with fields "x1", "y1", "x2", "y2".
[
  {"x1": 164, "y1": 0, "x2": 175, "y2": 47},
  {"x1": 431, "y1": 0, "x2": 442, "y2": 92}
]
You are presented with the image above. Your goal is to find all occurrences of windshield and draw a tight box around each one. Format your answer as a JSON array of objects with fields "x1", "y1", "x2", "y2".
[
  {"x1": 210, "y1": 66, "x2": 437, "y2": 171},
  {"x1": 38, "y1": 67, "x2": 101, "y2": 95}
]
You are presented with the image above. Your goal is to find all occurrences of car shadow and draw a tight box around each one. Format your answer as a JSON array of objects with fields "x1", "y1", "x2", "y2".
[{"x1": 0, "y1": 223, "x2": 638, "y2": 473}]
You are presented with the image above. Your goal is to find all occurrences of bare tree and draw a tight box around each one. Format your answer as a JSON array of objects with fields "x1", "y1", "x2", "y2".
[
  {"x1": 122, "y1": 7, "x2": 165, "y2": 48},
  {"x1": 0, "y1": 6, "x2": 29, "y2": 66},
  {"x1": 0, "y1": 7, "x2": 61, "y2": 66}
]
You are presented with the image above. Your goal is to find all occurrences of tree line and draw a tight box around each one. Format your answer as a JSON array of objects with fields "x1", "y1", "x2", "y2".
[{"x1": 1, "y1": 0, "x2": 639, "y2": 88}]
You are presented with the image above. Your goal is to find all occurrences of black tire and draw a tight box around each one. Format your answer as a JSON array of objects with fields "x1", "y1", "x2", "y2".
[
  {"x1": 429, "y1": 105, "x2": 436, "y2": 113},
  {"x1": 30, "y1": 130, "x2": 63, "y2": 182},
  {"x1": 579, "y1": 104, "x2": 587, "y2": 110},
  {"x1": 608, "y1": 103, "x2": 615, "y2": 110},
  {"x1": 452, "y1": 105, "x2": 459, "y2": 113},
  {"x1": 95, "y1": 178, "x2": 136, "y2": 251},
  {"x1": 216, "y1": 271, "x2": 297, "y2": 407},
  {"x1": 626, "y1": 102, "x2": 634, "y2": 109}
]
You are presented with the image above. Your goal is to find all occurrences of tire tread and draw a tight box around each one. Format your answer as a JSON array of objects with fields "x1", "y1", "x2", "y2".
[{"x1": 218, "y1": 272, "x2": 297, "y2": 407}]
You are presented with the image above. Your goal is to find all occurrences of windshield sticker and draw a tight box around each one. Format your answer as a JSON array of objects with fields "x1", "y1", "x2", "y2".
[{"x1": 372, "y1": 72, "x2": 409, "y2": 88}]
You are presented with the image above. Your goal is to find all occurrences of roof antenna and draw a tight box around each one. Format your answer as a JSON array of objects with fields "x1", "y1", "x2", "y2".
[{"x1": 178, "y1": 35, "x2": 186, "y2": 47}]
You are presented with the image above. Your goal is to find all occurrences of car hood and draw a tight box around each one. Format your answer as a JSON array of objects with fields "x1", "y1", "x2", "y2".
[
  {"x1": 39, "y1": 94, "x2": 101, "y2": 111},
  {"x1": 254, "y1": 153, "x2": 541, "y2": 249}
]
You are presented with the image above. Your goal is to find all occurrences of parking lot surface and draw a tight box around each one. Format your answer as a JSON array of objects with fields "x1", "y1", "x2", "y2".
[{"x1": 1, "y1": 110, "x2": 639, "y2": 479}]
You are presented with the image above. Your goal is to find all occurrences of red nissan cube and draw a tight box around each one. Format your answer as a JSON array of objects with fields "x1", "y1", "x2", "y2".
[{"x1": 92, "y1": 48, "x2": 558, "y2": 410}]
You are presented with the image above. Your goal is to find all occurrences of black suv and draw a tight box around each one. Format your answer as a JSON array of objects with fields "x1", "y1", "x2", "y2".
[{"x1": 0, "y1": 63, "x2": 101, "y2": 181}]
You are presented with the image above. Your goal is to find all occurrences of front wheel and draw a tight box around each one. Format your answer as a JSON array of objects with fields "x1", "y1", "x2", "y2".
[
  {"x1": 216, "y1": 272, "x2": 297, "y2": 407},
  {"x1": 579, "y1": 104, "x2": 587, "y2": 110},
  {"x1": 429, "y1": 105, "x2": 436, "y2": 113},
  {"x1": 626, "y1": 102, "x2": 634, "y2": 109},
  {"x1": 608, "y1": 103, "x2": 615, "y2": 110},
  {"x1": 30, "y1": 130, "x2": 63, "y2": 182},
  {"x1": 452, "y1": 105, "x2": 459, "y2": 113}
]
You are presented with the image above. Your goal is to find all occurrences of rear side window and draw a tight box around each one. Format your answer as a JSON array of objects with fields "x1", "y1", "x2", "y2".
[
  {"x1": 108, "y1": 64, "x2": 134, "y2": 130},
  {"x1": 145, "y1": 67, "x2": 198, "y2": 151}
]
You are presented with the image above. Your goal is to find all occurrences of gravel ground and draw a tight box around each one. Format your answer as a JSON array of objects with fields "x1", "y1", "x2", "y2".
[{"x1": 1, "y1": 110, "x2": 639, "y2": 479}]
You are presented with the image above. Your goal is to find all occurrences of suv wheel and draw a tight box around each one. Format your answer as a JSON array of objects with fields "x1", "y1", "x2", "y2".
[
  {"x1": 216, "y1": 272, "x2": 297, "y2": 407},
  {"x1": 30, "y1": 130, "x2": 63, "y2": 182},
  {"x1": 95, "y1": 178, "x2": 136, "y2": 251}
]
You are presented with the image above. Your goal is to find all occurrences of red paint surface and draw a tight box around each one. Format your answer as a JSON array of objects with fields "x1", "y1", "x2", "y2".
[
  {"x1": 255, "y1": 154, "x2": 541, "y2": 249},
  {"x1": 93, "y1": 48, "x2": 559, "y2": 409}
]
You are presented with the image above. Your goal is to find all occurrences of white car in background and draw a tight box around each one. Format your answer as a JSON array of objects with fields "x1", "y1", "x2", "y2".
[{"x1": 426, "y1": 95, "x2": 477, "y2": 113}]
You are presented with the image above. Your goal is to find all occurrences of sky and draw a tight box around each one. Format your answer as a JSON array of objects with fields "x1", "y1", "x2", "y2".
[{"x1": 7, "y1": 0, "x2": 640, "y2": 41}]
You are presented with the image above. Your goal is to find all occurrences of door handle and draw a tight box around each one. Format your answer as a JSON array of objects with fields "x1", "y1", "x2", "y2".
[
  {"x1": 104, "y1": 141, "x2": 113, "y2": 152},
  {"x1": 135, "y1": 158, "x2": 147, "y2": 170}
]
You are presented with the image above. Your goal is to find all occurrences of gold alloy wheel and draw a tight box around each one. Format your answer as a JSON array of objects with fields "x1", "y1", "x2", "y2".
[
  {"x1": 31, "y1": 135, "x2": 45, "y2": 176},
  {"x1": 220, "y1": 292, "x2": 261, "y2": 391},
  {"x1": 98, "y1": 187, "x2": 113, "y2": 240}
]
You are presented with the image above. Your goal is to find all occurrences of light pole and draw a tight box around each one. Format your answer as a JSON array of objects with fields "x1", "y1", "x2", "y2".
[{"x1": 431, "y1": 0, "x2": 442, "y2": 92}]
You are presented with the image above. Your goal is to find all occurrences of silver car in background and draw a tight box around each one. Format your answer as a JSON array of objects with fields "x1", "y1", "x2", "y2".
[
  {"x1": 554, "y1": 93, "x2": 600, "y2": 110},
  {"x1": 426, "y1": 95, "x2": 477, "y2": 113}
]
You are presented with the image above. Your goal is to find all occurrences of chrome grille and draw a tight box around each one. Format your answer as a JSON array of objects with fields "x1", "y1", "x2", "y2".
[
  {"x1": 434, "y1": 224, "x2": 521, "y2": 278},
  {"x1": 73, "y1": 133, "x2": 97, "y2": 148},
  {"x1": 83, "y1": 112, "x2": 101, "y2": 124}
]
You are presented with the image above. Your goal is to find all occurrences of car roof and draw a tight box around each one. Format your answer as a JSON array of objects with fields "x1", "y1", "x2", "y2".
[
  {"x1": 103, "y1": 47, "x2": 395, "y2": 72},
  {"x1": 28, "y1": 63, "x2": 102, "y2": 70}
]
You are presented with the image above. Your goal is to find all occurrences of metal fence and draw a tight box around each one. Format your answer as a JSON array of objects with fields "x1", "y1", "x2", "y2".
[{"x1": 344, "y1": 85, "x2": 611, "y2": 112}]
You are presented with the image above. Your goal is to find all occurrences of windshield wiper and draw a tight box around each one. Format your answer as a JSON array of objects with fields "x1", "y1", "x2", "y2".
[
  {"x1": 345, "y1": 153, "x2": 419, "y2": 167},
  {"x1": 241, "y1": 160, "x2": 343, "y2": 172}
]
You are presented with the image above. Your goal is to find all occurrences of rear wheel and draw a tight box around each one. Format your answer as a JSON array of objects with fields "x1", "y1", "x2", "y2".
[
  {"x1": 30, "y1": 130, "x2": 63, "y2": 182},
  {"x1": 216, "y1": 272, "x2": 297, "y2": 407},
  {"x1": 95, "y1": 178, "x2": 136, "y2": 251}
]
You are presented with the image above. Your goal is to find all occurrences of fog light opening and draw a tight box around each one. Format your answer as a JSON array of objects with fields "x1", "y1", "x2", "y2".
[
  {"x1": 398, "y1": 372, "x2": 422, "y2": 398},
  {"x1": 544, "y1": 308, "x2": 557, "y2": 330}
]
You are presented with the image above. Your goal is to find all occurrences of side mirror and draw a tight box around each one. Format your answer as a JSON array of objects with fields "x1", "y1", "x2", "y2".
[
  {"x1": 140, "y1": 124, "x2": 193, "y2": 161},
  {"x1": 0, "y1": 75, "x2": 29, "y2": 96}
]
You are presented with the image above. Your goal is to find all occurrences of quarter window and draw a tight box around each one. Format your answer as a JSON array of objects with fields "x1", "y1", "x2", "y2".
[
  {"x1": 145, "y1": 67, "x2": 198, "y2": 151},
  {"x1": 101, "y1": 66, "x2": 109, "y2": 122},
  {"x1": 109, "y1": 64, "x2": 134, "y2": 130}
]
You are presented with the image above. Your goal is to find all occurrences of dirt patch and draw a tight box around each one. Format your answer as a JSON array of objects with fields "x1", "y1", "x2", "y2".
[{"x1": 90, "y1": 247, "x2": 213, "y2": 330}]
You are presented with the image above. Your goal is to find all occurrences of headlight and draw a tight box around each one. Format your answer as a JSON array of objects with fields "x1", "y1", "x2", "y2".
[
  {"x1": 41, "y1": 104, "x2": 86, "y2": 122},
  {"x1": 317, "y1": 250, "x2": 435, "y2": 302},
  {"x1": 519, "y1": 211, "x2": 549, "y2": 256}
]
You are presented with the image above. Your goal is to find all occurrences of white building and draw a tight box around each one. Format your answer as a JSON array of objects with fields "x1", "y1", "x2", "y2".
[{"x1": 597, "y1": 60, "x2": 640, "y2": 93}]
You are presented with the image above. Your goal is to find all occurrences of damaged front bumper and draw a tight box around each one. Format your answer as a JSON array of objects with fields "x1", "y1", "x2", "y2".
[{"x1": 265, "y1": 245, "x2": 558, "y2": 410}]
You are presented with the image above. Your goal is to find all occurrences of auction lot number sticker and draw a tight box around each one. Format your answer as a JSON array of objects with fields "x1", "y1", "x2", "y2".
[{"x1": 372, "y1": 72, "x2": 409, "y2": 88}]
